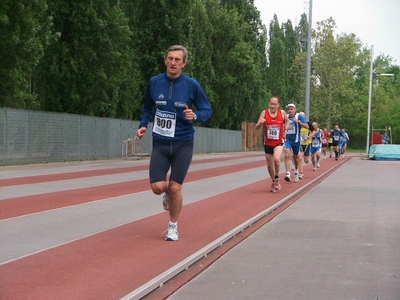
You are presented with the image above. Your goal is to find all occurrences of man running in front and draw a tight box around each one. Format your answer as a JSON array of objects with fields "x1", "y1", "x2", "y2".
[
  {"x1": 136, "y1": 45, "x2": 213, "y2": 241},
  {"x1": 256, "y1": 96, "x2": 290, "y2": 192}
]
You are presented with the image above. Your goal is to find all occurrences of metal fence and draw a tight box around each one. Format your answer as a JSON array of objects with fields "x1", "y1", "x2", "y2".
[{"x1": 0, "y1": 108, "x2": 242, "y2": 166}]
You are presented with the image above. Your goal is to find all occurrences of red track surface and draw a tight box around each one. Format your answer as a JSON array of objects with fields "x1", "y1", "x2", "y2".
[
  {"x1": 0, "y1": 155, "x2": 252, "y2": 187},
  {"x1": 0, "y1": 153, "x2": 345, "y2": 300},
  {"x1": 0, "y1": 159, "x2": 265, "y2": 220}
]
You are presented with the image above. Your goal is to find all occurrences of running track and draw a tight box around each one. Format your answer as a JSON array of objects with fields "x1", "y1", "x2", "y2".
[{"x1": 0, "y1": 152, "x2": 347, "y2": 299}]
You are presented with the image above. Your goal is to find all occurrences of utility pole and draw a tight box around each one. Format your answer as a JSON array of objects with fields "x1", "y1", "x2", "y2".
[
  {"x1": 304, "y1": 0, "x2": 312, "y2": 118},
  {"x1": 366, "y1": 45, "x2": 374, "y2": 154}
]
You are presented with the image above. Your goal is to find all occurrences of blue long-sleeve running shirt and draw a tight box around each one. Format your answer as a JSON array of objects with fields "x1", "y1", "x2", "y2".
[{"x1": 139, "y1": 73, "x2": 213, "y2": 141}]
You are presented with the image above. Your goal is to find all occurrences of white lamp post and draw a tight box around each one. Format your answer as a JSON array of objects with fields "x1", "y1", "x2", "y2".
[{"x1": 366, "y1": 46, "x2": 374, "y2": 154}]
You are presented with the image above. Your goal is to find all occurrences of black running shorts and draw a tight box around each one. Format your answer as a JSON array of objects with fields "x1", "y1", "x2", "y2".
[
  {"x1": 149, "y1": 139, "x2": 194, "y2": 184},
  {"x1": 264, "y1": 143, "x2": 283, "y2": 154}
]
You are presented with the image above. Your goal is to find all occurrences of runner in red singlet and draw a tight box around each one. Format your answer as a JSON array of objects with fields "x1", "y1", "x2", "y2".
[
  {"x1": 256, "y1": 96, "x2": 290, "y2": 192},
  {"x1": 321, "y1": 128, "x2": 330, "y2": 159}
]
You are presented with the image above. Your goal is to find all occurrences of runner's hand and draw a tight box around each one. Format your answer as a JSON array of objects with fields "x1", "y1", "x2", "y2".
[
  {"x1": 184, "y1": 105, "x2": 196, "y2": 121},
  {"x1": 136, "y1": 127, "x2": 146, "y2": 139},
  {"x1": 257, "y1": 117, "x2": 266, "y2": 126}
]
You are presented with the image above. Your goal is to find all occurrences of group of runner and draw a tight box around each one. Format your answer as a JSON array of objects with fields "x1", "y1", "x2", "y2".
[
  {"x1": 136, "y1": 45, "x2": 354, "y2": 240},
  {"x1": 328, "y1": 125, "x2": 350, "y2": 160},
  {"x1": 136, "y1": 44, "x2": 352, "y2": 241},
  {"x1": 256, "y1": 96, "x2": 350, "y2": 193}
]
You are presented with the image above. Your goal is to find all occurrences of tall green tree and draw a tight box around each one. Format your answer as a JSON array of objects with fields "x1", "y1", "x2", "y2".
[
  {"x1": 205, "y1": 0, "x2": 261, "y2": 129},
  {"x1": 289, "y1": 13, "x2": 309, "y2": 107},
  {"x1": 266, "y1": 15, "x2": 287, "y2": 102},
  {"x1": 219, "y1": 0, "x2": 269, "y2": 123},
  {"x1": 37, "y1": 0, "x2": 134, "y2": 118},
  {"x1": 3, "y1": 0, "x2": 399, "y2": 145},
  {"x1": 0, "y1": 0, "x2": 52, "y2": 109},
  {"x1": 311, "y1": 17, "x2": 363, "y2": 129},
  {"x1": 184, "y1": 0, "x2": 215, "y2": 126},
  {"x1": 121, "y1": 0, "x2": 214, "y2": 120},
  {"x1": 283, "y1": 19, "x2": 300, "y2": 104}
]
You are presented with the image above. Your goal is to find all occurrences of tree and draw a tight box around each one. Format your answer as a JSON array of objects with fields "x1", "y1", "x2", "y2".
[
  {"x1": 311, "y1": 18, "x2": 364, "y2": 130},
  {"x1": 121, "y1": 0, "x2": 215, "y2": 120},
  {"x1": 289, "y1": 13, "x2": 309, "y2": 108},
  {"x1": 283, "y1": 19, "x2": 301, "y2": 104},
  {"x1": 370, "y1": 59, "x2": 400, "y2": 144},
  {"x1": 0, "y1": 0, "x2": 52, "y2": 109},
  {"x1": 266, "y1": 15, "x2": 287, "y2": 102},
  {"x1": 36, "y1": 0, "x2": 134, "y2": 118},
  {"x1": 205, "y1": 0, "x2": 263, "y2": 129},
  {"x1": 2, "y1": 0, "x2": 399, "y2": 145},
  {"x1": 219, "y1": 0, "x2": 270, "y2": 123}
]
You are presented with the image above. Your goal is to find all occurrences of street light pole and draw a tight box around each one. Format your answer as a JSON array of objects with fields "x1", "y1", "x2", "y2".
[
  {"x1": 304, "y1": 0, "x2": 312, "y2": 119},
  {"x1": 366, "y1": 46, "x2": 374, "y2": 155}
]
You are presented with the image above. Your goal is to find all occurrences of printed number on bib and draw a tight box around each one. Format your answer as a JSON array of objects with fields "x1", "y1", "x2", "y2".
[
  {"x1": 267, "y1": 126, "x2": 280, "y2": 140},
  {"x1": 287, "y1": 124, "x2": 296, "y2": 134},
  {"x1": 153, "y1": 109, "x2": 177, "y2": 137},
  {"x1": 312, "y1": 139, "x2": 320, "y2": 147}
]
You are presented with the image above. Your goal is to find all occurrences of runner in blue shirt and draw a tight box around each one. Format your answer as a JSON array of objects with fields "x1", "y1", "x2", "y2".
[
  {"x1": 330, "y1": 124, "x2": 342, "y2": 161},
  {"x1": 284, "y1": 104, "x2": 310, "y2": 182},
  {"x1": 136, "y1": 45, "x2": 213, "y2": 241},
  {"x1": 310, "y1": 122, "x2": 323, "y2": 171},
  {"x1": 339, "y1": 128, "x2": 350, "y2": 158}
]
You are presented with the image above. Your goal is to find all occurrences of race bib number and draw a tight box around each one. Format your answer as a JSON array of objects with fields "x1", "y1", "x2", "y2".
[
  {"x1": 287, "y1": 124, "x2": 296, "y2": 134},
  {"x1": 267, "y1": 126, "x2": 280, "y2": 140},
  {"x1": 152, "y1": 109, "x2": 176, "y2": 137},
  {"x1": 312, "y1": 139, "x2": 320, "y2": 147}
]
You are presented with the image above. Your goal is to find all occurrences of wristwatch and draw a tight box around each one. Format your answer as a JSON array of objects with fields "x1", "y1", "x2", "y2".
[{"x1": 193, "y1": 113, "x2": 197, "y2": 121}]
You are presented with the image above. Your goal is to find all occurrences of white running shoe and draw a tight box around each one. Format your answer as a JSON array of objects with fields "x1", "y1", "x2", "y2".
[
  {"x1": 284, "y1": 172, "x2": 291, "y2": 182},
  {"x1": 163, "y1": 192, "x2": 170, "y2": 211},
  {"x1": 313, "y1": 167, "x2": 317, "y2": 171},
  {"x1": 317, "y1": 162, "x2": 320, "y2": 168},
  {"x1": 274, "y1": 178, "x2": 281, "y2": 190},
  {"x1": 270, "y1": 182, "x2": 276, "y2": 193},
  {"x1": 294, "y1": 172, "x2": 299, "y2": 182},
  {"x1": 299, "y1": 173, "x2": 304, "y2": 179},
  {"x1": 165, "y1": 222, "x2": 179, "y2": 241}
]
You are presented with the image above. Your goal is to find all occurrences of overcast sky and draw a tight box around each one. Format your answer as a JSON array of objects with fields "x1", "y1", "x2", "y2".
[{"x1": 253, "y1": 0, "x2": 400, "y2": 64}]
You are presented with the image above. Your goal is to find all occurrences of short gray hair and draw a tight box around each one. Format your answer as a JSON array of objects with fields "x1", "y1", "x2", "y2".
[{"x1": 165, "y1": 45, "x2": 189, "y2": 62}]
